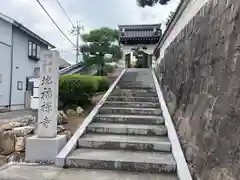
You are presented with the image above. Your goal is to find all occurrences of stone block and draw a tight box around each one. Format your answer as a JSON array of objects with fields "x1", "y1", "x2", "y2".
[
  {"x1": 111, "y1": 90, "x2": 158, "y2": 97},
  {"x1": 25, "y1": 135, "x2": 67, "y2": 163},
  {"x1": 103, "y1": 101, "x2": 160, "y2": 108},
  {"x1": 78, "y1": 134, "x2": 171, "y2": 152},
  {"x1": 98, "y1": 107, "x2": 162, "y2": 116},
  {"x1": 107, "y1": 96, "x2": 159, "y2": 102},
  {"x1": 94, "y1": 114, "x2": 164, "y2": 125},
  {"x1": 66, "y1": 149, "x2": 177, "y2": 173},
  {"x1": 87, "y1": 123, "x2": 167, "y2": 136}
]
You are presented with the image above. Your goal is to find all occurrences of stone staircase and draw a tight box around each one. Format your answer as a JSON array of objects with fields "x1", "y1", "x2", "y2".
[{"x1": 65, "y1": 69, "x2": 178, "y2": 179}]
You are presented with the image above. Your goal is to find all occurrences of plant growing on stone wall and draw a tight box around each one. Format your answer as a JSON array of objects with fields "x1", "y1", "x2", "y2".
[
  {"x1": 165, "y1": 11, "x2": 175, "y2": 27},
  {"x1": 136, "y1": 0, "x2": 171, "y2": 7}
]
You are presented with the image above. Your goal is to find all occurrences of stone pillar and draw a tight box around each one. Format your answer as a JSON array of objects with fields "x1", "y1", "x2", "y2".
[
  {"x1": 25, "y1": 50, "x2": 67, "y2": 163},
  {"x1": 125, "y1": 53, "x2": 130, "y2": 68},
  {"x1": 37, "y1": 51, "x2": 59, "y2": 138}
]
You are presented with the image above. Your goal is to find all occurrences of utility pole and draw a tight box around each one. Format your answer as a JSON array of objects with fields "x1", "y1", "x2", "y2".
[{"x1": 70, "y1": 21, "x2": 84, "y2": 64}]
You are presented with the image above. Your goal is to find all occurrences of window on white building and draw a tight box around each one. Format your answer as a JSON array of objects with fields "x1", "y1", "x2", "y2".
[{"x1": 28, "y1": 41, "x2": 40, "y2": 60}]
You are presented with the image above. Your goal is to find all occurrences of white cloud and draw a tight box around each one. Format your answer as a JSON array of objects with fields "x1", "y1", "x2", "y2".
[{"x1": 0, "y1": 0, "x2": 180, "y2": 64}]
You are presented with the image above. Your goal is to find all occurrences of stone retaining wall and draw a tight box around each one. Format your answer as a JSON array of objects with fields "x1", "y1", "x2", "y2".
[{"x1": 156, "y1": 1, "x2": 240, "y2": 179}]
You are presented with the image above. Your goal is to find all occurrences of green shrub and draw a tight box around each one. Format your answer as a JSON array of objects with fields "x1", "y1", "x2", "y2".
[
  {"x1": 59, "y1": 74, "x2": 98, "y2": 107},
  {"x1": 92, "y1": 76, "x2": 110, "y2": 92}
]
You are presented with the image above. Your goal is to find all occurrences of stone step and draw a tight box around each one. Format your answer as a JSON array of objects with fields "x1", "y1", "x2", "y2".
[
  {"x1": 116, "y1": 85, "x2": 155, "y2": 89},
  {"x1": 94, "y1": 114, "x2": 164, "y2": 125},
  {"x1": 66, "y1": 148, "x2": 177, "y2": 173},
  {"x1": 111, "y1": 91, "x2": 158, "y2": 97},
  {"x1": 117, "y1": 83, "x2": 147, "y2": 87},
  {"x1": 98, "y1": 107, "x2": 162, "y2": 116},
  {"x1": 107, "y1": 96, "x2": 159, "y2": 102},
  {"x1": 87, "y1": 123, "x2": 168, "y2": 136},
  {"x1": 103, "y1": 101, "x2": 160, "y2": 108},
  {"x1": 118, "y1": 81, "x2": 145, "y2": 83},
  {"x1": 78, "y1": 133, "x2": 171, "y2": 152},
  {"x1": 114, "y1": 88, "x2": 156, "y2": 93},
  {"x1": 0, "y1": 163, "x2": 179, "y2": 180}
]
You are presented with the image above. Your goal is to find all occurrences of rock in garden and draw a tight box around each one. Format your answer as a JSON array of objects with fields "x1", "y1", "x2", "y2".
[
  {"x1": 76, "y1": 106, "x2": 84, "y2": 116},
  {"x1": 0, "y1": 124, "x2": 12, "y2": 131},
  {"x1": 57, "y1": 113, "x2": 64, "y2": 125},
  {"x1": 57, "y1": 125, "x2": 66, "y2": 133},
  {"x1": 6, "y1": 152, "x2": 24, "y2": 163},
  {"x1": 28, "y1": 116, "x2": 37, "y2": 127},
  {"x1": 0, "y1": 131, "x2": 16, "y2": 155},
  {"x1": 66, "y1": 109, "x2": 77, "y2": 116},
  {"x1": 59, "y1": 110, "x2": 68, "y2": 123},
  {"x1": 15, "y1": 137, "x2": 25, "y2": 152},
  {"x1": 0, "y1": 121, "x2": 21, "y2": 131},
  {"x1": 18, "y1": 115, "x2": 36, "y2": 127},
  {"x1": 58, "y1": 111, "x2": 68, "y2": 125},
  {"x1": 11, "y1": 126, "x2": 35, "y2": 137}
]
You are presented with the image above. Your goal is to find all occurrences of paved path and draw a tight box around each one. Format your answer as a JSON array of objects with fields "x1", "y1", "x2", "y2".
[{"x1": 0, "y1": 162, "x2": 174, "y2": 180}]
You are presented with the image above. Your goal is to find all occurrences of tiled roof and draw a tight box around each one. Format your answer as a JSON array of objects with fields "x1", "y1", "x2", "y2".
[
  {"x1": 123, "y1": 29, "x2": 160, "y2": 38},
  {"x1": 118, "y1": 24, "x2": 161, "y2": 39},
  {"x1": 118, "y1": 23, "x2": 161, "y2": 29}
]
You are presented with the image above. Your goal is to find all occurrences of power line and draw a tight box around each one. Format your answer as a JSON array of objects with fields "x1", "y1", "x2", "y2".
[
  {"x1": 35, "y1": 0, "x2": 76, "y2": 48},
  {"x1": 53, "y1": 0, "x2": 88, "y2": 47},
  {"x1": 70, "y1": 21, "x2": 84, "y2": 63},
  {"x1": 36, "y1": 0, "x2": 89, "y2": 64},
  {"x1": 54, "y1": 0, "x2": 75, "y2": 27}
]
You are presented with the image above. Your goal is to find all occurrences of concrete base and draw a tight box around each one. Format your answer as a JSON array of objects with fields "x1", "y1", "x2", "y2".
[{"x1": 25, "y1": 135, "x2": 67, "y2": 163}]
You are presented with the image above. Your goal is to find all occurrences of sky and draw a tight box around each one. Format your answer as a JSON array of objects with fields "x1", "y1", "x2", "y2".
[{"x1": 0, "y1": 0, "x2": 180, "y2": 64}]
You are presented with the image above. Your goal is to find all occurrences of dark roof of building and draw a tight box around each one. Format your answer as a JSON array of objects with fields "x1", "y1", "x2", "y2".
[
  {"x1": 118, "y1": 23, "x2": 162, "y2": 40},
  {"x1": 118, "y1": 23, "x2": 161, "y2": 29},
  {"x1": 0, "y1": 13, "x2": 55, "y2": 48},
  {"x1": 124, "y1": 29, "x2": 157, "y2": 38},
  {"x1": 59, "y1": 58, "x2": 71, "y2": 67}
]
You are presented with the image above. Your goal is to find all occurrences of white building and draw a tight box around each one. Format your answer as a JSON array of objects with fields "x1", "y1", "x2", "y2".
[
  {"x1": 0, "y1": 13, "x2": 55, "y2": 110},
  {"x1": 118, "y1": 24, "x2": 162, "y2": 68}
]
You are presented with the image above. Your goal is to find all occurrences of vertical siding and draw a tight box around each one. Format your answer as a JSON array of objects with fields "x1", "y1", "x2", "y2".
[
  {"x1": 0, "y1": 44, "x2": 11, "y2": 107},
  {"x1": 0, "y1": 19, "x2": 12, "y2": 107},
  {"x1": 0, "y1": 18, "x2": 12, "y2": 46}
]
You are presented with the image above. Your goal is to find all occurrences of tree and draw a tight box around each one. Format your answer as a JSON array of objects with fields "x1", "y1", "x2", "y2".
[
  {"x1": 136, "y1": 0, "x2": 171, "y2": 7},
  {"x1": 80, "y1": 27, "x2": 122, "y2": 75}
]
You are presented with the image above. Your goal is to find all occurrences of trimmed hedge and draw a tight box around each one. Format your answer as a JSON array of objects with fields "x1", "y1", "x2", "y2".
[
  {"x1": 93, "y1": 76, "x2": 110, "y2": 92},
  {"x1": 59, "y1": 74, "x2": 109, "y2": 107}
]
